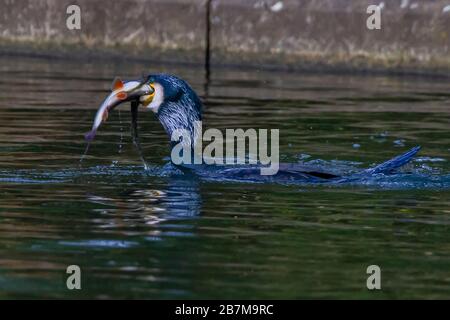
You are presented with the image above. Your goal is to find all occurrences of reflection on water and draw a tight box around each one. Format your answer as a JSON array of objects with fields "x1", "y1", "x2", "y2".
[
  {"x1": 88, "y1": 177, "x2": 202, "y2": 227},
  {"x1": 0, "y1": 56, "x2": 449, "y2": 299}
]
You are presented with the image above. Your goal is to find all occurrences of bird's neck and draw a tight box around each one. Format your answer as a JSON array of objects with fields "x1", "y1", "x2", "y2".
[
  {"x1": 158, "y1": 113, "x2": 201, "y2": 143},
  {"x1": 157, "y1": 110, "x2": 203, "y2": 165}
]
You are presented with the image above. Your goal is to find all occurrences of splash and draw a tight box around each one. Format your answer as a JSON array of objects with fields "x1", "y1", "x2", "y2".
[{"x1": 1, "y1": 160, "x2": 449, "y2": 190}]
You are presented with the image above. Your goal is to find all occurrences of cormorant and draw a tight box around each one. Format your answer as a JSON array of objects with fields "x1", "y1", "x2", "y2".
[{"x1": 85, "y1": 74, "x2": 420, "y2": 183}]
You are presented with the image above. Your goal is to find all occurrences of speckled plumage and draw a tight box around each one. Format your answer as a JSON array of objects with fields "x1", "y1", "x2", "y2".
[
  {"x1": 146, "y1": 74, "x2": 202, "y2": 148},
  {"x1": 140, "y1": 74, "x2": 421, "y2": 182}
]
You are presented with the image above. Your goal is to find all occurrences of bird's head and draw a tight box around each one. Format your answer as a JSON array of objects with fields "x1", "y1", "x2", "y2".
[{"x1": 86, "y1": 74, "x2": 202, "y2": 145}]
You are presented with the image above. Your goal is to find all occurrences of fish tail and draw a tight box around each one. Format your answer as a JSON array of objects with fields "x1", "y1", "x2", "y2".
[{"x1": 84, "y1": 129, "x2": 97, "y2": 142}]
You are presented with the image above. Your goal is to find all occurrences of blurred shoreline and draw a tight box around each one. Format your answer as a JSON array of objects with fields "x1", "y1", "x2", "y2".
[{"x1": 1, "y1": 0, "x2": 449, "y2": 76}]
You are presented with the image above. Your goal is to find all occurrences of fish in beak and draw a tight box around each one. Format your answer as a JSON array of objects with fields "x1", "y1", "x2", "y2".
[{"x1": 85, "y1": 77, "x2": 154, "y2": 141}]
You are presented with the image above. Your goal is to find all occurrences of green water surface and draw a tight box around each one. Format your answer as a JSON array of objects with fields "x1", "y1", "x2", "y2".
[{"x1": 0, "y1": 56, "x2": 449, "y2": 299}]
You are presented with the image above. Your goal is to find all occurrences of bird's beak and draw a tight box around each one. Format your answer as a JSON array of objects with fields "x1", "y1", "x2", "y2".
[{"x1": 85, "y1": 78, "x2": 154, "y2": 141}]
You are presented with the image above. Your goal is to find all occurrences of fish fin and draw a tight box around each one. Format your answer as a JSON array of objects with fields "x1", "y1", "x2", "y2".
[
  {"x1": 366, "y1": 146, "x2": 421, "y2": 175},
  {"x1": 85, "y1": 129, "x2": 97, "y2": 142},
  {"x1": 116, "y1": 91, "x2": 128, "y2": 100},
  {"x1": 102, "y1": 110, "x2": 109, "y2": 122},
  {"x1": 111, "y1": 77, "x2": 124, "y2": 91}
]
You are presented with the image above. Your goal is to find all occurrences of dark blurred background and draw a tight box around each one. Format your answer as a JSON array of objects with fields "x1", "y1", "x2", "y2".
[{"x1": 0, "y1": 0, "x2": 449, "y2": 75}]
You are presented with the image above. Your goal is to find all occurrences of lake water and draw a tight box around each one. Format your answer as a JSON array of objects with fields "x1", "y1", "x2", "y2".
[{"x1": 0, "y1": 56, "x2": 449, "y2": 299}]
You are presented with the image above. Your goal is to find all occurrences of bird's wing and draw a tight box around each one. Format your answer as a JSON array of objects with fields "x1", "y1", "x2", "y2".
[{"x1": 218, "y1": 163, "x2": 340, "y2": 182}]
